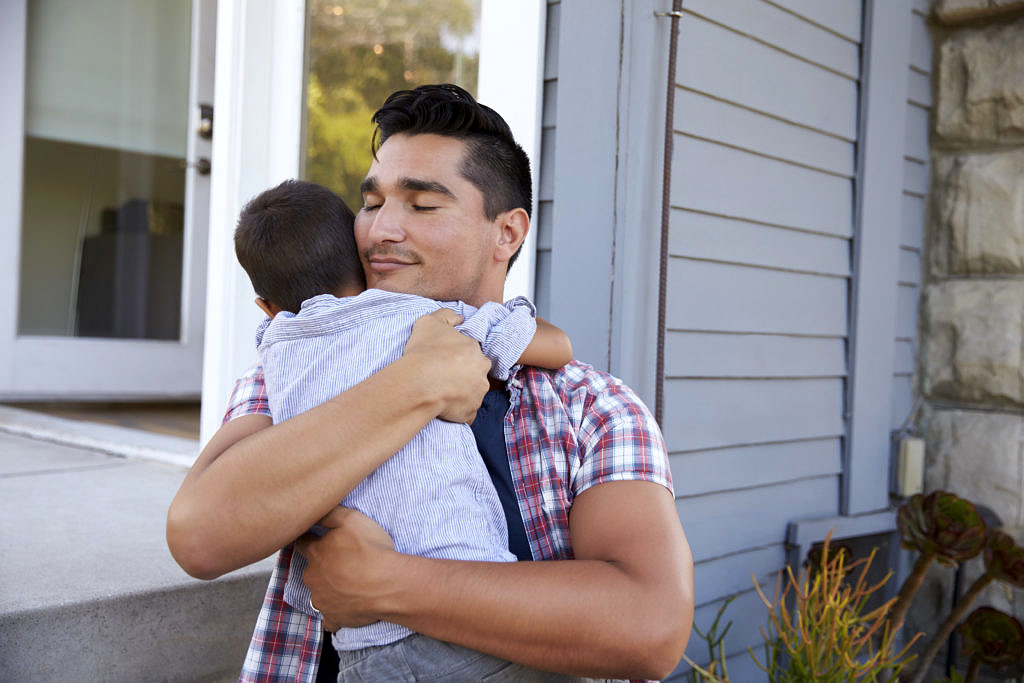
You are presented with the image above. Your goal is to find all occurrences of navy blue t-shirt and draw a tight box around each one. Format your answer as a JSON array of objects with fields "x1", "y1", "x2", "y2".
[{"x1": 469, "y1": 389, "x2": 533, "y2": 562}]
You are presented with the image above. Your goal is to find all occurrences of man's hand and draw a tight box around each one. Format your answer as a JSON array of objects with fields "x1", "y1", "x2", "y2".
[
  {"x1": 297, "y1": 507, "x2": 398, "y2": 632},
  {"x1": 403, "y1": 308, "x2": 491, "y2": 424}
]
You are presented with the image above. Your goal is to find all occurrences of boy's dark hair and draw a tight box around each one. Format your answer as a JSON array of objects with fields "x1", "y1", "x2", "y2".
[
  {"x1": 371, "y1": 83, "x2": 532, "y2": 267},
  {"x1": 234, "y1": 179, "x2": 362, "y2": 314}
]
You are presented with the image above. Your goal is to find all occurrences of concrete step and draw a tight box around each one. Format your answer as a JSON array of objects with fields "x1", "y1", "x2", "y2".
[{"x1": 0, "y1": 427, "x2": 274, "y2": 682}]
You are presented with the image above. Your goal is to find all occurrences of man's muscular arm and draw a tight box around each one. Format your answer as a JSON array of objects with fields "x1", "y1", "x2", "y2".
[
  {"x1": 166, "y1": 309, "x2": 491, "y2": 580},
  {"x1": 298, "y1": 481, "x2": 694, "y2": 680}
]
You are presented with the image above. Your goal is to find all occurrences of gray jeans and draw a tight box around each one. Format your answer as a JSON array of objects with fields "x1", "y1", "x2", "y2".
[{"x1": 336, "y1": 633, "x2": 620, "y2": 682}]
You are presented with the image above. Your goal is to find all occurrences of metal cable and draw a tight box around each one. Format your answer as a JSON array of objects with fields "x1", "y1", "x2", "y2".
[{"x1": 655, "y1": 0, "x2": 683, "y2": 426}]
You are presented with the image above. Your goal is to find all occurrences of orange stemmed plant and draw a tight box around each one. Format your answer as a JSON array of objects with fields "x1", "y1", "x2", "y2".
[{"x1": 750, "y1": 531, "x2": 921, "y2": 682}]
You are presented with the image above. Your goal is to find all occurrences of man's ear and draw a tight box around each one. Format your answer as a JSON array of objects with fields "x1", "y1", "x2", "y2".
[
  {"x1": 495, "y1": 207, "x2": 529, "y2": 263},
  {"x1": 255, "y1": 297, "x2": 281, "y2": 317}
]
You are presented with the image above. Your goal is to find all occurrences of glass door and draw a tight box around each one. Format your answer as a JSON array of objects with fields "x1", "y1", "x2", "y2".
[
  {"x1": 0, "y1": 0, "x2": 215, "y2": 398},
  {"x1": 304, "y1": 0, "x2": 482, "y2": 209}
]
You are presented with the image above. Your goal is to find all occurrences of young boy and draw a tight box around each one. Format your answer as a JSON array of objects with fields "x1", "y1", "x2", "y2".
[{"x1": 234, "y1": 179, "x2": 575, "y2": 679}]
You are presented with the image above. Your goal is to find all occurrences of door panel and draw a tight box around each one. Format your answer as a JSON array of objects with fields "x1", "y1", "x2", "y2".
[{"x1": 0, "y1": 0, "x2": 214, "y2": 399}]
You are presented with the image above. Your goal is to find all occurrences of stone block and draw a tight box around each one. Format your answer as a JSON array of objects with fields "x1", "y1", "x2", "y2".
[
  {"x1": 922, "y1": 406, "x2": 1024, "y2": 528},
  {"x1": 921, "y1": 280, "x2": 1024, "y2": 406},
  {"x1": 936, "y1": 0, "x2": 1024, "y2": 23},
  {"x1": 936, "y1": 19, "x2": 1024, "y2": 144},
  {"x1": 931, "y1": 151, "x2": 1024, "y2": 276}
]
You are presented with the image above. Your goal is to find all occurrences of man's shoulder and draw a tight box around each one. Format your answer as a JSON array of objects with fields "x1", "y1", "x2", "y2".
[
  {"x1": 522, "y1": 359, "x2": 626, "y2": 394},
  {"x1": 519, "y1": 360, "x2": 651, "y2": 422}
]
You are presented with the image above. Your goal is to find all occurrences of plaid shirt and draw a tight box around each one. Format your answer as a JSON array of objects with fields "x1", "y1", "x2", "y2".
[{"x1": 231, "y1": 360, "x2": 673, "y2": 682}]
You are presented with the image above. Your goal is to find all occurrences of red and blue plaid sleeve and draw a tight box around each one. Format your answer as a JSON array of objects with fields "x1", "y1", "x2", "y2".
[
  {"x1": 222, "y1": 363, "x2": 271, "y2": 424},
  {"x1": 239, "y1": 544, "x2": 323, "y2": 682},
  {"x1": 565, "y1": 364, "x2": 673, "y2": 498}
]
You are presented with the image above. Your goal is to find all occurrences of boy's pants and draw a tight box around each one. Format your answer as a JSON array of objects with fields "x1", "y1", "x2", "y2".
[{"x1": 335, "y1": 633, "x2": 621, "y2": 682}]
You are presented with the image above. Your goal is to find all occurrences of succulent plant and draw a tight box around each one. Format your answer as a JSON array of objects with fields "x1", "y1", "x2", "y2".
[
  {"x1": 897, "y1": 491, "x2": 988, "y2": 565},
  {"x1": 984, "y1": 531, "x2": 1024, "y2": 588},
  {"x1": 959, "y1": 606, "x2": 1024, "y2": 676},
  {"x1": 909, "y1": 531, "x2": 1024, "y2": 683},
  {"x1": 888, "y1": 491, "x2": 990, "y2": 636}
]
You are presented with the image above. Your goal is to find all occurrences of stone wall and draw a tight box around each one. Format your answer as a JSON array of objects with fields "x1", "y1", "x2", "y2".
[{"x1": 914, "y1": 0, "x2": 1024, "y2": 642}]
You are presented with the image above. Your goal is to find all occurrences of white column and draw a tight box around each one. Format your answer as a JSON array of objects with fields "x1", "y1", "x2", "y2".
[
  {"x1": 199, "y1": 0, "x2": 306, "y2": 447},
  {"x1": 477, "y1": 0, "x2": 546, "y2": 302}
]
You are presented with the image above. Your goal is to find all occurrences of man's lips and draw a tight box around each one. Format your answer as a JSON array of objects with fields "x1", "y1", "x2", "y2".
[{"x1": 367, "y1": 258, "x2": 415, "y2": 272}]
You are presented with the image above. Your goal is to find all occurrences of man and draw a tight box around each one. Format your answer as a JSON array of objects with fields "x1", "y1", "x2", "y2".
[{"x1": 167, "y1": 84, "x2": 693, "y2": 681}]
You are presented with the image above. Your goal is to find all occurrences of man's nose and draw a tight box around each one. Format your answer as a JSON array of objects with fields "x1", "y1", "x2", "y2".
[{"x1": 365, "y1": 201, "x2": 405, "y2": 243}]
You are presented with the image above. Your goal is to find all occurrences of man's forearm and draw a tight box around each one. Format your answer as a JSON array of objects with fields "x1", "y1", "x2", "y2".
[
  {"x1": 302, "y1": 481, "x2": 694, "y2": 680},
  {"x1": 167, "y1": 355, "x2": 447, "y2": 579},
  {"x1": 380, "y1": 555, "x2": 690, "y2": 680}
]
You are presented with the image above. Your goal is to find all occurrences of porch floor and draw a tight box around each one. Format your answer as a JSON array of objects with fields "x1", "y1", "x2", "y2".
[{"x1": 0, "y1": 409, "x2": 272, "y2": 682}]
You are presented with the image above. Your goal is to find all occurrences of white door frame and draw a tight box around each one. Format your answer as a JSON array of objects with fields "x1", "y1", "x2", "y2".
[{"x1": 198, "y1": 0, "x2": 307, "y2": 444}]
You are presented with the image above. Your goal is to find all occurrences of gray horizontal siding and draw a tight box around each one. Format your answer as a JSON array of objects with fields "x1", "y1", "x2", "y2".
[
  {"x1": 676, "y1": 12, "x2": 859, "y2": 140},
  {"x1": 663, "y1": 379, "x2": 846, "y2": 453},
  {"x1": 677, "y1": 476, "x2": 839, "y2": 562},
  {"x1": 665, "y1": 333, "x2": 846, "y2": 378},
  {"x1": 891, "y1": 4, "x2": 930, "y2": 430},
  {"x1": 671, "y1": 439, "x2": 843, "y2": 497},
  {"x1": 671, "y1": 138, "x2": 854, "y2": 236},
  {"x1": 666, "y1": 2, "x2": 862, "y2": 677},
  {"x1": 533, "y1": 0, "x2": 560, "y2": 320}
]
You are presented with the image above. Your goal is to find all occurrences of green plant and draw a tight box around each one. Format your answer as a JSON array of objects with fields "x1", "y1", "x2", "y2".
[
  {"x1": 959, "y1": 606, "x2": 1024, "y2": 683},
  {"x1": 684, "y1": 595, "x2": 735, "y2": 682},
  {"x1": 749, "y1": 532, "x2": 920, "y2": 682},
  {"x1": 888, "y1": 491, "x2": 989, "y2": 632}
]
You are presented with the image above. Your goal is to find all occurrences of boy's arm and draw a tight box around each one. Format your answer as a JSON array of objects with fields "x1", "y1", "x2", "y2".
[
  {"x1": 456, "y1": 298, "x2": 571, "y2": 376},
  {"x1": 166, "y1": 309, "x2": 491, "y2": 579},
  {"x1": 518, "y1": 316, "x2": 572, "y2": 369}
]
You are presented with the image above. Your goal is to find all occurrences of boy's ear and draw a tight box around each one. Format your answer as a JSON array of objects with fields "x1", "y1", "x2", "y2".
[
  {"x1": 495, "y1": 207, "x2": 529, "y2": 263},
  {"x1": 255, "y1": 297, "x2": 281, "y2": 317}
]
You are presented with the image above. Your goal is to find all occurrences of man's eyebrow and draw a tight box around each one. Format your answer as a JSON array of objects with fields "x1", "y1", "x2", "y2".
[
  {"x1": 398, "y1": 177, "x2": 456, "y2": 199},
  {"x1": 359, "y1": 177, "x2": 378, "y2": 195}
]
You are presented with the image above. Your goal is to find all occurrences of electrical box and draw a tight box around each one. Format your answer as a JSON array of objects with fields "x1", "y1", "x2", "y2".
[{"x1": 896, "y1": 437, "x2": 925, "y2": 497}]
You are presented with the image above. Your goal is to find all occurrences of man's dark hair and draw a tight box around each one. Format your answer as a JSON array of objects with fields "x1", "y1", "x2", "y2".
[
  {"x1": 371, "y1": 84, "x2": 532, "y2": 268},
  {"x1": 234, "y1": 179, "x2": 362, "y2": 314}
]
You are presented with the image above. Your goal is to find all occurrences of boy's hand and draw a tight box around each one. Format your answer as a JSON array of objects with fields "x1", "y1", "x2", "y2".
[
  {"x1": 297, "y1": 507, "x2": 397, "y2": 631},
  {"x1": 403, "y1": 308, "x2": 490, "y2": 424}
]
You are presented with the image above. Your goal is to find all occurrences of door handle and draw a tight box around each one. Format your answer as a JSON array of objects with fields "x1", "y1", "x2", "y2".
[{"x1": 180, "y1": 158, "x2": 212, "y2": 175}]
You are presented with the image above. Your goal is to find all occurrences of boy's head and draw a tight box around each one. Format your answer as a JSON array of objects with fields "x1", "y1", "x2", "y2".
[
  {"x1": 370, "y1": 83, "x2": 532, "y2": 268},
  {"x1": 235, "y1": 179, "x2": 362, "y2": 315}
]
